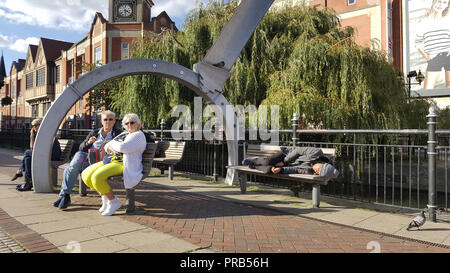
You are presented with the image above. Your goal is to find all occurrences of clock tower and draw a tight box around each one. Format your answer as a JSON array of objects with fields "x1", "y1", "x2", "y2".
[{"x1": 109, "y1": 0, "x2": 154, "y2": 24}]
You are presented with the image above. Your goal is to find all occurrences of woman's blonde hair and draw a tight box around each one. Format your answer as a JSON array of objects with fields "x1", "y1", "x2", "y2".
[{"x1": 31, "y1": 118, "x2": 42, "y2": 126}]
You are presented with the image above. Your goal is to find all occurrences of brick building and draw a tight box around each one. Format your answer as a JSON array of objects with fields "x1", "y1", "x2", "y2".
[{"x1": 0, "y1": 0, "x2": 176, "y2": 130}]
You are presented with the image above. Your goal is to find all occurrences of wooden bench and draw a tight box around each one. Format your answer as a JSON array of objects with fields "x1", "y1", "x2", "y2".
[
  {"x1": 153, "y1": 141, "x2": 186, "y2": 180},
  {"x1": 50, "y1": 139, "x2": 74, "y2": 188},
  {"x1": 227, "y1": 144, "x2": 337, "y2": 208},
  {"x1": 107, "y1": 143, "x2": 157, "y2": 213}
]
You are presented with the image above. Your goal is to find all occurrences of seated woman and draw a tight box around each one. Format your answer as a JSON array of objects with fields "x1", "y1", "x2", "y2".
[{"x1": 81, "y1": 113, "x2": 147, "y2": 216}]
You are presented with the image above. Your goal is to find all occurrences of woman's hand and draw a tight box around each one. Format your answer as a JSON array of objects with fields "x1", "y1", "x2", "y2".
[{"x1": 271, "y1": 167, "x2": 281, "y2": 174}]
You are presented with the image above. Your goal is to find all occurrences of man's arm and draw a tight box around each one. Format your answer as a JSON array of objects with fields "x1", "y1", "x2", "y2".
[{"x1": 79, "y1": 129, "x2": 98, "y2": 152}]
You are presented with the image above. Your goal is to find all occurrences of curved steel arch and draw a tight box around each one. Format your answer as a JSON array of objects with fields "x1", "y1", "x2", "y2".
[
  {"x1": 32, "y1": 59, "x2": 238, "y2": 192},
  {"x1": 32, "y1": 0, "x2": 274, "y2": 193}
]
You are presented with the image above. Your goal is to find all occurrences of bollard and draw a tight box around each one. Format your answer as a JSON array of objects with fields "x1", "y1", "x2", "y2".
[
  {"x1": 427, "y1": 106, "x2": 438, "y2": 222},
  {"x1": 160, "y1": 119, "x2": 165, "y2": 141},
  {"x1": 292, "y1": 113, "x2": 299, "y2": 147}
]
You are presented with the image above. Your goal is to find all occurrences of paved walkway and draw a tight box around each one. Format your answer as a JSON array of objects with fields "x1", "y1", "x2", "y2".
[{"x1": 0, "y1": 147, "x2": 449, "y2": 253}]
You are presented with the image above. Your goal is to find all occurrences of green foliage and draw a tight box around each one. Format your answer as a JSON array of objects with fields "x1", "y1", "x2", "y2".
[{"x1": 109, "y1": 1, "x2": 431, "y2": 131}]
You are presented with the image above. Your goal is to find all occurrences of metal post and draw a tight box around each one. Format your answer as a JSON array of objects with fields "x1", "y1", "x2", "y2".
[
  {"x1": 126, "y1": 189, "x2": 135, "y2": 213},
  {"x1": 427, "y1": 106, "x2": 438, "y2": 222},
  {"x1": 160, "y1": 119, "x2": 165, "y2": 141},
  {"x1": 292, "y1": 113, "x2": 299, "y2": 147}
]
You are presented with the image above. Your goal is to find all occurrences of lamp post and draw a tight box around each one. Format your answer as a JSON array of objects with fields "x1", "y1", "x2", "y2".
[{"x1": 405, "y1": 70, "x2": 425, "y2": 98}]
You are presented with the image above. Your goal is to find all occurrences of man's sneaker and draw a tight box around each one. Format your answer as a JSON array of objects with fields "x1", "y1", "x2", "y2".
[
  {"x1": 58, "y1": 194, "x2": 71, "y2": 209},
  {"x1": 99, "y1": 195, "x2": 108, "y2": 213},
  {"x1": 101, "y1": 198, "x2": 122, "y2": 216},
  {"x1": 53, "y1": 196, "x2": 63, "y2": 207},
  {"x1": 11, "y1": 172, "x2": 23, "y2": 181}
]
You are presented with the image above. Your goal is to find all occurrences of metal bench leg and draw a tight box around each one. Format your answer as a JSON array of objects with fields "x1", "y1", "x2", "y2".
[
  {"x1": 126, "y1": 189, "x2": 135, "y2": 213},
  {"x1": 50, "y1": 167, "x2": 57, "y2": 187},
  {"x1": 79, "y1": 174, "x2": 87, "y2": 196},
  {"x1": 238, "y1": 173, "x2": 247, "y2": 194},
  {"x1": 312, "y1": 184, "x2": 320, "y2": 208},
  {"x1": 169, "y1": 165, "x2": 174, "y2": 180}
]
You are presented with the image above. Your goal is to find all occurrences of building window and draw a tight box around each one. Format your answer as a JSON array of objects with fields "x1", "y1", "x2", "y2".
[
  {"x1": 32, "y1": 105, "x2": 38, "y2": 118},
  {"x1": 43, "y1": 102, "x2": 51, "y2": 115},
  {"x1": 55, "y1": 65, "x2": 60, "y2": 83},
  {"x1": 94, "y1": 46, "x2": 102, "y2": 66},
  {"x1": 348, "y1": 0, "x2": 356, "y2": 5},
  {"x1": 36, "y1": 68, "x2": 45, "y2": 87},
  {"x1": 26, "y1": 73, "x2": 34, "y2": 89},
  {"x1": 121, "y1": 42, "x2": 129, "y2": 60},
  {"x1": 12, "y1": 82, "x2": 16, "y2": 98}
]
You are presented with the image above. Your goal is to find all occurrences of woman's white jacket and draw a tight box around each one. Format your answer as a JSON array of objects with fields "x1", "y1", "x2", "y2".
[{"x1": 104, "y1": 130, "x2": 147, "y2": 189}]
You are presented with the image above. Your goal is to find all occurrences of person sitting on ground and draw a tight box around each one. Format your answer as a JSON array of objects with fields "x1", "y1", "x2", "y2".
[
  {"x1": 53, "y1": 110, "x2": 123, "y2": 209},
  {"x1": 81, "y1": 113, "x2": 147, "y2": 216},
  {"x1": 242, "y1": 146, "x2": 339, "y2": 179},
  {"x1": 12, "y1": 118, "x2": 61, "y2": 191}
]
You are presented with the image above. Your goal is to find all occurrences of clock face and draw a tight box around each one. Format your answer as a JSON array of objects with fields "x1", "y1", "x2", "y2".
[{"x1": 118, "y1": 4, "x2": 132, "y2": 17}]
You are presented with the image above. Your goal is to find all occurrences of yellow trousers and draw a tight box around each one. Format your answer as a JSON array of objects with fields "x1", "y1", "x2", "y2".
[{"x1": 81, "y1": 161, "x2": 123, "y2": 195}]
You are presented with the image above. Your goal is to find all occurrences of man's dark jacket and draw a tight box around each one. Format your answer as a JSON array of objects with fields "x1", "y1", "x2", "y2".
[
  {"x1": 78, "y1": 127, "x2": 123, "y2": 153},
  {"x1": 280, "y1": 146, "x2": 329, "y2": 174},
  {"x1": 246, "y1": 146, "x2": 330, "y2": 175}
]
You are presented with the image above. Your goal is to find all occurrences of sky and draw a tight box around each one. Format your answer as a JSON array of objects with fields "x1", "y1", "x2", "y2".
[{"x1": 0, "y1": 0, "x2": 209, "y2": 76}]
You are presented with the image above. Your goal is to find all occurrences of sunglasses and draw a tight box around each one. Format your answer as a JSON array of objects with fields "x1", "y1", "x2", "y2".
[
  {"x1": 103, "y1": 118, "x2": 115, "y2": 121},
  {"x1": 124, "y1": 121, "x2": 135, "y2": 126},
  {"x1": 32, "y1": 124, "x2": 40, "y2": 127}
]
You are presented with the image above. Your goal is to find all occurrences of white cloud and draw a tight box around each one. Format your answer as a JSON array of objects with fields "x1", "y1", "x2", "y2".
[
  {"x1": 0, "y1": 0, "x2": 108, "y2": 32},
  {"x1": 0, "y1": 33, "x2": 39, "y2": 53},
  {"x1": 152, "y1": 0, "x2": 209, "y2": 19},
  {"x1": 0, "y1": 0, "x2": 209, "y2": 32},
  {"x1": 0, "y1": 33, "x2": 9, "y2": 48},
  {"x1": 9, "y1": 37, "x2": 39, "y2": 53}
]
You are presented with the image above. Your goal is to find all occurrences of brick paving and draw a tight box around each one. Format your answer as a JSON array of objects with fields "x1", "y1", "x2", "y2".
[
  {"x1": 72, "y1": 181, "x2": 450, "y2": 253},
  {"x1": 0, "y1": 208, "x2": 62, "y2": 253}
]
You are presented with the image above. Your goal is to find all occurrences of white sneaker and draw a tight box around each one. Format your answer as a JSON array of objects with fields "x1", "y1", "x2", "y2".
[
  {"x1": 101, "y1": 198, "x2": 122, "y2": 216},
  {"x1": 99, "y1": 195, "x2": 108, "y2": 213}
]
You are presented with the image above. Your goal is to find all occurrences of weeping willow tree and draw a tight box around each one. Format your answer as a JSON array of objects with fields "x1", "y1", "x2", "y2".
[{"x1": 110, "y1": 0, "x2": 430, "y2": 130}]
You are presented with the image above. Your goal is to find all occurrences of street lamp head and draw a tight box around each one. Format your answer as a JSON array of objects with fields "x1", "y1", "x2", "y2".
[
  {"x1": 407, "y1": 70, "x2": 417, "y2": 78},
  {"x1": 416, "y1": 70, "x2": 425, "y2": 84}
]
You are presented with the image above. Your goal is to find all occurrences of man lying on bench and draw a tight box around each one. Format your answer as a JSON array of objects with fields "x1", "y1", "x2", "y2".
[{"x1": 241, "y1": 146, "x2": 339, "y2": 178}]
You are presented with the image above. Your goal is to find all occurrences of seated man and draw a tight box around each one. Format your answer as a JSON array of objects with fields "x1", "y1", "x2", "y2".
[
  {"x1": 243, "y1": 146, "x2": 339, "y2": 179},
  {"x1": 53, "y1": 110, "x2": 122, "y2": 209},
  {"x1": 13, "y1": 118, "x2": 61, "y2": 191}
]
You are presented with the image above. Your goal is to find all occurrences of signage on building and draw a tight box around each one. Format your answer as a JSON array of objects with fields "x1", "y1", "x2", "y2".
[{"x1": 403, "y1": 0, "x2": 450, "y2": 101}]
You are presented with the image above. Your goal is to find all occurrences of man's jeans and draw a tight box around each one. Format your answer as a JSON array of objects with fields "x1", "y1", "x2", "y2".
[{"x1": 59, "y1": 151, "x2": 89, "y2": 197}]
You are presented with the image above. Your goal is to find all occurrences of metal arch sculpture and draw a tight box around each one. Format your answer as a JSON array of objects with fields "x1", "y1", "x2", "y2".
[{"x1": 32, "y1": 0, "x2": 274, "y2": 193}]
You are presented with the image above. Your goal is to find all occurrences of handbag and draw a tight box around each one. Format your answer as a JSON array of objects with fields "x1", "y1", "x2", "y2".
[
  {"x1": 88, "y1": 149, "x2": 101, "y2": 164},
  {"x1": 88, "y1": 141, "x2": 109, "y2": 164}
]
